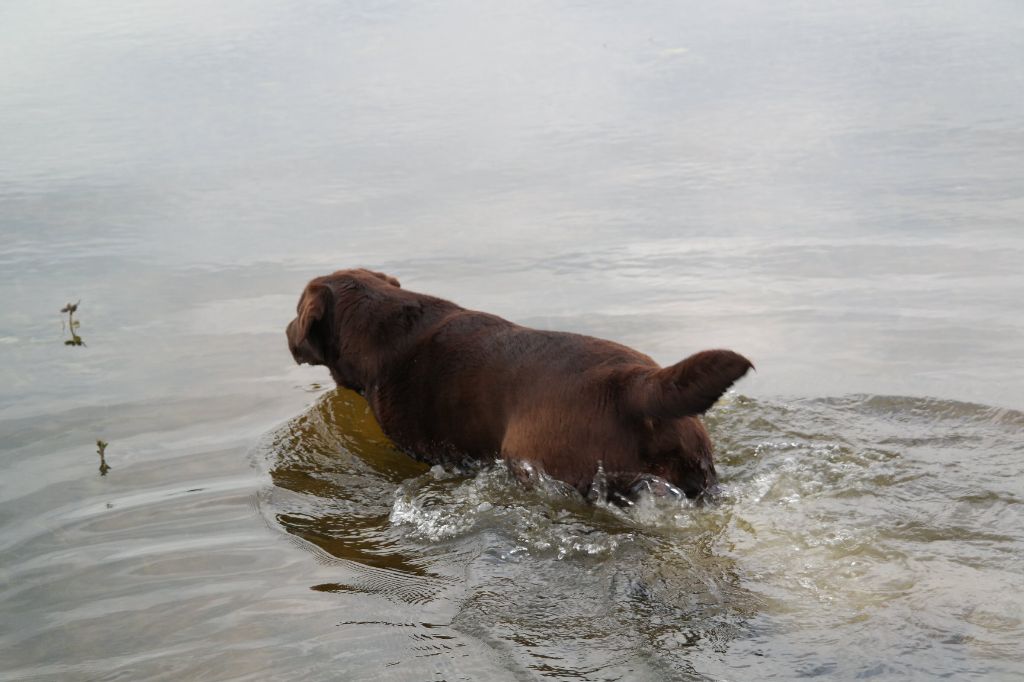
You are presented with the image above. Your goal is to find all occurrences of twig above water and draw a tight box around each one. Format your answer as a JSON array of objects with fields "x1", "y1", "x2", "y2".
[{"x1": 96, "y1": 440, "x2": 111, "y2": 476}]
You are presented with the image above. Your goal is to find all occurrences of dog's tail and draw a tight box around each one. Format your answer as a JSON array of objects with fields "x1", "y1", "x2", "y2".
[{"x1": 625, "y1": 350, "x2": 753, "y2": 419}]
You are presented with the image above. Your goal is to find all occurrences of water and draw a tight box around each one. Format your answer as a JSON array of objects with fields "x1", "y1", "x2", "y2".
[{"x1": 2, "y1": 1, "x2": 1023, "y2": 679}]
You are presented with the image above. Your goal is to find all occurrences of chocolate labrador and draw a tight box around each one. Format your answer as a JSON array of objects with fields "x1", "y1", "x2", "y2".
[{"x1": 287, "y1": 269, "x2": 752, "y2": 501}]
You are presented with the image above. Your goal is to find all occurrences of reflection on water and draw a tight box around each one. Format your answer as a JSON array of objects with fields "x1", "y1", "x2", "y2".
[
  {"x1": 254, "y1": 388, "x2": 1024, "y2": 679},
  {"x1": 264, "y1": 388, "x2": 430, "y2": 577}
]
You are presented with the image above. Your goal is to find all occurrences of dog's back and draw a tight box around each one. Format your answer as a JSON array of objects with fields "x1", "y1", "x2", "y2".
[{"x1": 287, "y1": 269, "x2": 752, "y2": 499}]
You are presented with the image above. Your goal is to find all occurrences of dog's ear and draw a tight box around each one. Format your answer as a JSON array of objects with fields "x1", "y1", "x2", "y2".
[
  {"x1": 367, "y1": 270, "x2": 401, "y2": 288},
  {"x1": 288, "y1": 283, "x2": 332, "y2": 364},
  {"x1": 625, "y1": 350, "x2": 753, "y2": 419}
]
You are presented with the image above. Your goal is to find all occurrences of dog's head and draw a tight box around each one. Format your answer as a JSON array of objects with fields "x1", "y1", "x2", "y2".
[{"x1": 286, "y1": 269, "x2": 404, "y2": 390}]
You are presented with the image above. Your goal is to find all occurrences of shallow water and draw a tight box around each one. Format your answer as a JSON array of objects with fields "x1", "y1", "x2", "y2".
[
  {"x1": 251, "y1": 389, "x2": 1024, "y2": 679},
  {"x1": 2, "y1": 1, "x2": 1024, "y2": 680}
]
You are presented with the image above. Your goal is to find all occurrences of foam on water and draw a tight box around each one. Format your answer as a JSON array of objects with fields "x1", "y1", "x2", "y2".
[{"x1": 389, "y1": 463, "x2": 632, "y2": 559}]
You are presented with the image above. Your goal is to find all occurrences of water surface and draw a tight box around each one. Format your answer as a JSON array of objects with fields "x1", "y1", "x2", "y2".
[{"x1": 2, "y1": 1, "x2": 1023, "y2": 679}]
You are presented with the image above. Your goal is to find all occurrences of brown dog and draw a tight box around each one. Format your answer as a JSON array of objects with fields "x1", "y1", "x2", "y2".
[{"x1": 287, "y1": 269, "x2": 752, "y2": 501}]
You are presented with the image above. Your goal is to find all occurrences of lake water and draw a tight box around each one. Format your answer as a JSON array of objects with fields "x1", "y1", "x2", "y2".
[{"x1": 2, "y1": 1, "x2": 1023, "y2": 679}]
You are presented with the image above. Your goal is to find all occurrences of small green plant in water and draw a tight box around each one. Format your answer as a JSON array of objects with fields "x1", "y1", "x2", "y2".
[
  {"x1": 96, "y1": 439, "x2": 111, "y2": 475},
  {"x1": 61, "y1": 300, "x2": 84, "y2": 346}
]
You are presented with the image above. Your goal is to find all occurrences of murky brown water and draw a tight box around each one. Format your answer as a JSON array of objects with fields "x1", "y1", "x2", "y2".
[{"x1": 2, "y1": 1, "x2": 1024, "y2": 679}]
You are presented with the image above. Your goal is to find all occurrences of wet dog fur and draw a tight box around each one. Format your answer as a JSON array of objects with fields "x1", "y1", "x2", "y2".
[{"x1": 287, "y1": 269, "x2": 752, "y2": 501}]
